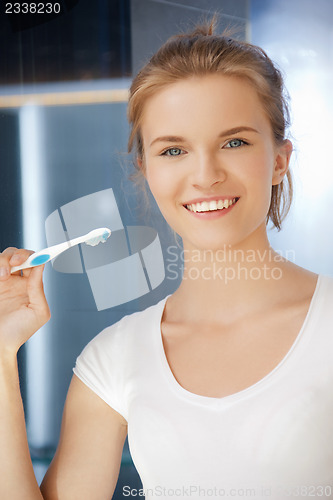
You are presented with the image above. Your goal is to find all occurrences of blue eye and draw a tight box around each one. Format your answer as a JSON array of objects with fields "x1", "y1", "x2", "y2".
[
  {"x1": 225, "y1": 139, "x2": 247, "y2": 148},
  {"x1": 161, "y1": 147, "x2": 184, "y2": 156}
]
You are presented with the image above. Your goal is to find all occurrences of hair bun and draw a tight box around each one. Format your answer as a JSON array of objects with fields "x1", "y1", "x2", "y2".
[{"x1": 187, "y1": 15, "x2": 218, "y2": 37}]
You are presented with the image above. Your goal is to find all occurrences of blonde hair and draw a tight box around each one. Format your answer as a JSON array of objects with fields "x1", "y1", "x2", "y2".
[{"x1": 127, "y1": 17, "x2": 293, "y2": 231}]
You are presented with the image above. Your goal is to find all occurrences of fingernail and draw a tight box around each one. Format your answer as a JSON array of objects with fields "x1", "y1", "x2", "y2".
[{"x1": 0, "y1": 267, "x2": 9, "y2": 277}]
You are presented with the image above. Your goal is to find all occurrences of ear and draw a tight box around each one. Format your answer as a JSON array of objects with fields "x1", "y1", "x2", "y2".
[
  {"x1": 272, "y1": 139, "x2": 293, "y2": 186},
  {"x1": 136, "y1": 156, "x2": 147, "y2": 178}
]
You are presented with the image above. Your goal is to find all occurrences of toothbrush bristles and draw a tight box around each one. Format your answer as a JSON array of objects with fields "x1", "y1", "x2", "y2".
[{"x1": 85, "y1": 228, "x2": 111, "y2": 247}]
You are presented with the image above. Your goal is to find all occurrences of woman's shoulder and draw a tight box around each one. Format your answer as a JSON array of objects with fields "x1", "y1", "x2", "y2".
[
  {"x1": 316, "y1": 273, "x2": 333, "y2": 302},
  {"x1": 297, "y1": 270, "x2": 333, "y2": 304},
  {"x1": 113, "y1": 294, "x2": 169, "y2": 332},
  {"x1": 281, "y1": 262, "x2": 333, "y2": 300},
  {"x1": 319, "y1": 272, "x2": 333, "y2": 286},
  {"x1": 84, "y1": 294, "x2": 170, "y2": 351},
  {"x1": 302, "y1": 272, "x2": 333, "y2": 327},
  {"x1": 73, "y1": 295, "x2": 170, "y2": 418}
]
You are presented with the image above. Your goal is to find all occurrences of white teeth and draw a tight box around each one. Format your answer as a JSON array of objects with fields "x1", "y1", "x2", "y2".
[
  {"x1": 186, "y1": 198, "x2": 237, "y2": 213},
  {"x1": 200, "y1": 201, "x2": 209, "y2": 212}
]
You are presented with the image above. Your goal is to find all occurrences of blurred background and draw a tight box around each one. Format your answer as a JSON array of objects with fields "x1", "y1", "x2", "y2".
[{"x1": 0, "y1": 0, "x2": 332, "y2": 498}]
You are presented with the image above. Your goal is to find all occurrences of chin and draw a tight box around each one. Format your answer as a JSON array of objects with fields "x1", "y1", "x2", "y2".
[
  {"x1": 184, "y1": 237, "x2": 233, "y2": 253},
  {"x1": 184, "y1": 228, "x2": 260, "y2": 252}
]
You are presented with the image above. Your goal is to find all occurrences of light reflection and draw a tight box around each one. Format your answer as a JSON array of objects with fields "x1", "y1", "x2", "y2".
[
  {"x1": 251, "y1": 0, "x2": 333, "y2": 274},
  {"x1": 19, "y1": 105, "x2": 51, "y2": 448}
]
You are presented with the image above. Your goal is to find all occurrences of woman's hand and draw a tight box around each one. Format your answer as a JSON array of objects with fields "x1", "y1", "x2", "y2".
[
  {"x1": 0, "y1": 247, "x2": 51, "y2": 356},
  {"x1": 0, "y1": 249, "x2": 51, "y2": 499}
]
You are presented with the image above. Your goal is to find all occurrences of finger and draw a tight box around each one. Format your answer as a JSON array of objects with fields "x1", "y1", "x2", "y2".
[
  {"x1": 19, "y1": 250, "x2": 40, "y2": 278},
  {"x1": 0, "y1": 248, "x2": 17, "y2": 281},
  {"x1": 21, "y1": 262, "x2": 39, "y2": 278},
  {"x1": 9, "y1": 249, "x2": 35, "y2": 277},
  {"x1": 27, "y1": 265, "x2": 50, "y2": 322},
  {"x1": 0, "y1": 247, "x2": 33, "y2": 265},
  {"x1": 0, "y1": 247, "x2": 17, "y2": 259},
  {"x1": 0, "y1": 248, "x2": 34, "y2": 280},
  {"x1": 21, "y1": 267, "x2": 33, "y2": 278},
  {"x1": 9, "y1": 249, "x2": 34, "y2": 266}
]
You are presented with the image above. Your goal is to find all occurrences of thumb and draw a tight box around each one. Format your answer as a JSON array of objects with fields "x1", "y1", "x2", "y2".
[{"x1": 27, "y1": 265, "x2": 51, "y2": 319}]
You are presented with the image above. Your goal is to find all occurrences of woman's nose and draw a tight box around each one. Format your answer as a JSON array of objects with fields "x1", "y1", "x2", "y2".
[{"x1": 190, "y1": 153, "x2": 227, "y2": 190}]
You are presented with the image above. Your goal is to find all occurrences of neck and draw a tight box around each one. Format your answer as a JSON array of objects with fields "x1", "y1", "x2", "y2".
[{"x1": 171, "y1": 225, "x2": 290, "y2": 324}]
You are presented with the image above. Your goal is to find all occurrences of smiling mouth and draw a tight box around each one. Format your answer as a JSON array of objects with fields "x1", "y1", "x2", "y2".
[{"x1": 184, "y1": 197, "x2": 239, "y2": 213}]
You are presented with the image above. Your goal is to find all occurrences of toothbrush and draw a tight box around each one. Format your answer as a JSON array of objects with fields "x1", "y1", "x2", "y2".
[{"x1": 10, "y1": 227, "x2": 112, "y2": 274}]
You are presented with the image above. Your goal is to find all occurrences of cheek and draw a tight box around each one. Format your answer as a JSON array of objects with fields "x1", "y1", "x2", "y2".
[
  {"x1": 145, "y1": 162, "x2": 181, "y2": 201},
  {"x1": 242, "y1": 149, "x2": 275, "y2": 188},
  {"x1": 146, "y1": 165, "x2": 163, "y2": 191},
  {"x1": 145, "y1": 167, "x2": 172, "y2": 210},
  {"x1": 238, "y1": 150, "x2": 275, "y2": 221}
]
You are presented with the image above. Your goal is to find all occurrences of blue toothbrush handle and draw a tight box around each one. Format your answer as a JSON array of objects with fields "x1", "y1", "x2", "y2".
[{"x1": 10, "y1": 252, "x2": 51, "y2": 274}]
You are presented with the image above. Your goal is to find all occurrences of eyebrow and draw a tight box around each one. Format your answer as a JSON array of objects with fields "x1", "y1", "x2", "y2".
[{"x1": 149, "y1": 126, "x2": 259, "y2": 148}]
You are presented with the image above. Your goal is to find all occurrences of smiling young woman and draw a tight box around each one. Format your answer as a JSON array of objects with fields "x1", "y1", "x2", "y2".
[
  {"x1": 0, "y1": 16, "x2": 333, "y2": 500},
  {"x1": 138, "y1": 74, "x2": 290, "y2": 253}
]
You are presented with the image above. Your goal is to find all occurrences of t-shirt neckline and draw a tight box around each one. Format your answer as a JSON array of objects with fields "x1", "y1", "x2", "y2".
[{"x1": 156, "y1": 274, "x2": 323, "y2": 406}]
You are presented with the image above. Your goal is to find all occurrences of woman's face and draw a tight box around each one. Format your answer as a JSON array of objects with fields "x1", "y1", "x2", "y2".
[{"x1": 139, "y1": 74, "x2": 291, "y2": 251}]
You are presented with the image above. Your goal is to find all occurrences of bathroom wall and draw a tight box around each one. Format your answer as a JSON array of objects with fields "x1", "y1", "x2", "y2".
[{"x1": 251, "y1": 0, "x2": 333, "y2": 276}]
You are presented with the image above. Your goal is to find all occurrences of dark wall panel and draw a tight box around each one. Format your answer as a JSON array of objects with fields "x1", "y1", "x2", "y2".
[{"x1": 131, "y1": 0, "x2": 249, "y2": 75}]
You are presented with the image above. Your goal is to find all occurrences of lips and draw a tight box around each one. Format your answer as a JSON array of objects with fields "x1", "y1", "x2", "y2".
[{"x1": 183, "y1": 197, "x2": 240, "y2": 213}]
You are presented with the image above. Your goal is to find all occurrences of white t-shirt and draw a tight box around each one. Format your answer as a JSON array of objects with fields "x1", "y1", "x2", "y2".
[{"x1": 73, "y1": 273, "x2": 333, "y2": 499}]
